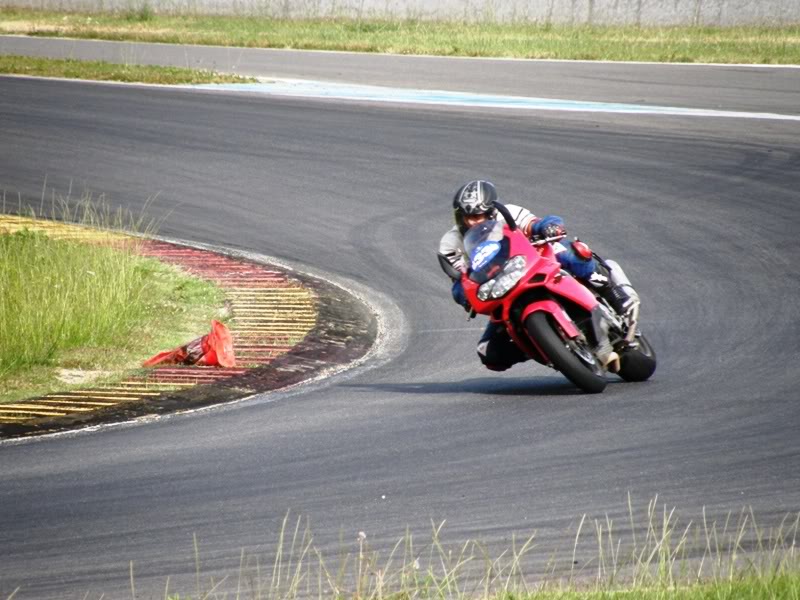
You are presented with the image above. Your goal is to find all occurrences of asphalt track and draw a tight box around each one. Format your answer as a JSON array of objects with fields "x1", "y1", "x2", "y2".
[{"x1": 1, "y1": 41, "x2": 800, "y2": 598}]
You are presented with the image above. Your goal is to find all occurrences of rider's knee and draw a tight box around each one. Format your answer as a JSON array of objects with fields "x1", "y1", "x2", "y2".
[
  {"x1": 557, "y1": 246, "x2": 597, "y2": 280},
  {"x1": 477, "y1": 341, "x2": 526, "y2": 371},
  {"x1": 483, "y1": 363, "x2": 510, "y2": 372},
  {"x1": 478, "y1": 352, "x2": 511, "y2": 371}
]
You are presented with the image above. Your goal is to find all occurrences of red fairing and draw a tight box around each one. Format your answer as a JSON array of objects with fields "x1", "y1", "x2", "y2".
[
  {"x1": 520, "y1": 300, "x2": 579, "y2": 337},
  {"x1": 460, "y1": 223, "x2": 599, "y2": 365}
]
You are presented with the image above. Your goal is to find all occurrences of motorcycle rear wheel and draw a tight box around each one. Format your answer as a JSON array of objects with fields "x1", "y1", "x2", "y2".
[
  {"x1": 617, "y1": 333, "x2": 657, "y2": 382},
  {"x1": 525, "y1": 312, "x2": 607, "y2": 394}
]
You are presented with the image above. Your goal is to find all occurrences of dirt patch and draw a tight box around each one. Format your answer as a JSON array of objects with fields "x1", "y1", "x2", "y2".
[{"x1": 55, "y1": 369, "x2": 112, "y2": 385}]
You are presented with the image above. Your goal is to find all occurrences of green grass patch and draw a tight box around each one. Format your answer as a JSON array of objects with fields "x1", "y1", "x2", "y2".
[
  {"x1": 1, "y1": 8, "x2": 799, "y2": 64},
  {"x1": 0, "y1": 53, "x2": 256, "y2": 84},
  {"x1": 525, "y1": 574, "x2": 800, "y2": 598},
  {"x1": 0, "y1": 199, "x2": 226, "y2": 403},
  {"x1": 130, "y1": 501, "x2": 800, "y2": 600}
]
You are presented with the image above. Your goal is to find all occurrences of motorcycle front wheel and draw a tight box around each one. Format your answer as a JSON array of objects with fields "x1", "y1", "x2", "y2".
[{"x1": 525, "y1": 312, "x2": 607, "y2": 394}]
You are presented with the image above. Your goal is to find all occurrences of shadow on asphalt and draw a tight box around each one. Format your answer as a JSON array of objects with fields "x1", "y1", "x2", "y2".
[{"x1": 344, "y1": 376, "x2": 626, "y2": 397}]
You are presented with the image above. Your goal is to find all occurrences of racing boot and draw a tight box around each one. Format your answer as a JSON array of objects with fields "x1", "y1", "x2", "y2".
[{"x1": 590, "y1": 306, "x2": 620, "y2": 372}]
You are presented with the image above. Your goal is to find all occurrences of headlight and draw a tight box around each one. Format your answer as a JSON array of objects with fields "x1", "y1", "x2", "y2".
[
  {"x1": 477, "y1": 280, "x2": 495, "y2": 301},
  {"x1": 490, "y1": 269, "x2": 526, "y2": 298},
  {"x1": 476, "y1": 256, "x2": 527, "y2": 301}
]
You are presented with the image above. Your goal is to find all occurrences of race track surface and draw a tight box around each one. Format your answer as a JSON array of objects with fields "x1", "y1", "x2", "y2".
[{"x1": 1, "y1": 48, "x2": 799, "y2": 598}]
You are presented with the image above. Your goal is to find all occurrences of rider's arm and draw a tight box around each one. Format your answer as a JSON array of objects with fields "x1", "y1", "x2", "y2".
[
  {"x1": 438, "y1": 228, "x2": 472, "y2": 311},
  {"x1": 438, "y1": 227, "x2": 468, "y2": 280}
]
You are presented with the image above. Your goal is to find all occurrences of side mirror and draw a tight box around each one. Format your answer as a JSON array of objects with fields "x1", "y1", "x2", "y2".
[
  {"x1": 437, "y1": 253, "x2": 463, "y2": 281},
  {"x1": 494, "y1": 202, "x2": 517, "y2": 231}
]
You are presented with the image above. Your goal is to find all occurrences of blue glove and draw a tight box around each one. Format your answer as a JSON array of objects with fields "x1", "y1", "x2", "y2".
[
  {"x1": 532, "y1": 215, "x2": 566, "y2": 239},
  {"x1": 451, "y1": 279, "x2": 471, "y2": 311}
]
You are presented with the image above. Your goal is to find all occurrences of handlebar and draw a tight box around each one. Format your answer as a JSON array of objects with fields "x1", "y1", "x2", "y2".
[
  {"x1": 530, "y1": 234, "x2": 567, "y2": 247},
  {"x1": 494, "y1": 202, "x2": 564, "y2": 247}
]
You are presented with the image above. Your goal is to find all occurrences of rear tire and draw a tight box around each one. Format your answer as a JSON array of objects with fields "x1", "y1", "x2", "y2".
[
  {"x1": 618, "y1": 334, "x2": 657, "y2": 382},
  {"x1": 525, "y1": 312, "x2": 607, "y2": 394}
]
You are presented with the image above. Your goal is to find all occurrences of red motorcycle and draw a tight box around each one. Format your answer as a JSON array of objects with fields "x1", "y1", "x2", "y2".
[{"x1": 454, "y1": 203, "x2": 656, "y2": 393}]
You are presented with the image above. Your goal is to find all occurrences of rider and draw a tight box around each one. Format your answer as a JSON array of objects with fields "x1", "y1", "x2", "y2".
[{"x1": 437, "y1": 179, "x2": 639, "y2": 373}]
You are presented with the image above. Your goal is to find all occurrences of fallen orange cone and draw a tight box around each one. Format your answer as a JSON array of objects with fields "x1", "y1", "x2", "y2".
[{"x1": 143, "y1": 320, "x2": 236, "y2": 368}]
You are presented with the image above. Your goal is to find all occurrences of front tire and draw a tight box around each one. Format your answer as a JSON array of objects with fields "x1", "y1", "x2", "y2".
[
  {"x1": 525, "y1": 312, "x2": 607, "y2": 394},
  {"x1": 617, "y1": 334, "x2": 657, "y2": 382}
]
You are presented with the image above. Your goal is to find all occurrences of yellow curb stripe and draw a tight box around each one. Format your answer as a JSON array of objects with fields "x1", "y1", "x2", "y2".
[
  {"x1": 0, "y1": 219, "x2": 128, "y2": 242},
  {"x1": 232, "y1": 309, "x2": 317, "y2": 313},
  {"x1": 0, "y1": 413, "x2": 66, "y2": 418},
  {"x1": 1, "y1": 403, "x2": 96, "y2": 412},
  {"x1": 110, "y1": 383, "x2": 180, "y2": 389},
  {"x1": 62, "y1": 390, "x2": 165, "y2": 396},
  {"x1": 235, "y1": 323, "x2": 316, "y2": 327},
  {"x1": 43, "y1": 396, "x2": 143, "y2": 403},
  {"x1": 120, "y1": 381, "x2": 196, "y2": 387},
  {"x1": 228, "y1": 288, "x2": 310, "y2": 291},
  {"x1": 233, "y1": 326, "x2": 315, "y2": 331},
  {"x1": 0, "y1": 407, "x2": 69, "y2": 416},
  {"x1": 234, "y1": 309, "x2": 316, "y2": 312}
]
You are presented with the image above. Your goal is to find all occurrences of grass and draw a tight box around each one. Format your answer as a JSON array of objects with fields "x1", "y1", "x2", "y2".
[
  {"x1": 0, "y1": 190, "x2": 226, "y2": 403},
  {"x1": 1, "y1": 8, "x2": 799, "y2": 64},
  {"x1": 62, "y1": 497, "x2": 799, "y2": 599},
  {"x1": 0, "y1": 54, "x2": 256, "y2": 84}
]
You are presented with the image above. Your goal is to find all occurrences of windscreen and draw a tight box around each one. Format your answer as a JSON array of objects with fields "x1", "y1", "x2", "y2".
[{"x1": 463, "y1": 220, "x2": 510, "y2": 284}]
